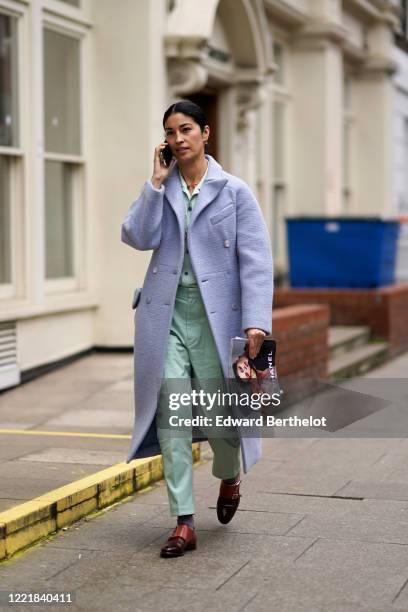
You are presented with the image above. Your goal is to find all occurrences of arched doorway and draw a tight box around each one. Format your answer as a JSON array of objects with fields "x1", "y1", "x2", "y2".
[{"x1": 165, "y1": 0, "x2": 272, "y2": 202}]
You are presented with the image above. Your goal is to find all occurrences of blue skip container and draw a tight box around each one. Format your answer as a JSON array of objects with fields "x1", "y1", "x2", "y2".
[{"x1": 286, "y1": 217, "x2": 400, "y2": 288}]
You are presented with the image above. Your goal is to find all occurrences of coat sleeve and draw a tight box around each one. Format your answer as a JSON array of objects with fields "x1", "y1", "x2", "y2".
[
  {"x1": 121, "y1": 180, "x2": 165, "y2": 251},
  {"x1": 236, "y1": 181, "x2": 274, "y2": 335}
]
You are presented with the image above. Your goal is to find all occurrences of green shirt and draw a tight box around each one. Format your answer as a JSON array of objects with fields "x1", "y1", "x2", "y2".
[{"x1": 178, "y1": 165, "x2": 209, "y2": 286}]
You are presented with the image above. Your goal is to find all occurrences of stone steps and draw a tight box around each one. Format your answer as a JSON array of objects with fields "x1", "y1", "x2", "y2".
[
  {"x1": 329, "y1": 326, "x2": 389, "y2": 379},
  {"x1": 329, "y1": 325, "x2": 371, "y2": 359}
]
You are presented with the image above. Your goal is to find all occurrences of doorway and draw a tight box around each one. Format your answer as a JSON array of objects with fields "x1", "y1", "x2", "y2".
[{"x1": 188, "y1": 89, "x2": 219, "y2": 161}]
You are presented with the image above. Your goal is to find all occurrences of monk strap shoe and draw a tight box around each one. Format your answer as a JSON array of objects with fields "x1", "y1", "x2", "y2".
[
  {"x1": 217, "y1": 479, "x2": 241, "y2": 524},
  {"x1": 160, "y1": 524, "x2": 197, "y2": 558}
]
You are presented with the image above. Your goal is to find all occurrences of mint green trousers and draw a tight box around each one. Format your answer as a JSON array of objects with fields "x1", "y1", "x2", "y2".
[{"x1": 155, "y1": 284, "x2": 241, "y2": 516}]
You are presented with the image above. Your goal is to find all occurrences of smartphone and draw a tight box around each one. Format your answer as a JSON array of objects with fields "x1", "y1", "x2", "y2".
[{"x1": 161, "y1": 141, "x2": 174, "y2": 167}]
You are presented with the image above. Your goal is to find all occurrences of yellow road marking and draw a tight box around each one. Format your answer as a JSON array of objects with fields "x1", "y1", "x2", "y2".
[{"x1": 0, "y1": 428, "x2": 131, "y2": 439}]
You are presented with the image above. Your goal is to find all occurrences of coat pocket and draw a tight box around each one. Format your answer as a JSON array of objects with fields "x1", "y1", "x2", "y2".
[
  {"x1": 210, "y1": 203, "x2": 235, "y2": 225},
  {"x1": 132, "y1": 287, "x2": 142, "y2": 309}
]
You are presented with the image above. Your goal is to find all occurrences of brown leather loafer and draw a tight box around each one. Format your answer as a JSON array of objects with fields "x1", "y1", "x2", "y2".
[
  {"x1": 160, "y1": 524, "x2": 197, "y2": 558},
  {"x1": 217, "y1": 479, "x2": 241, "y2": 524}
]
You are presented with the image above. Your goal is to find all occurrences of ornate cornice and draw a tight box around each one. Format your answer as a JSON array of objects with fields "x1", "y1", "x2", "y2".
[
  {"x1": 264, "y1": 0, "x2": 308, "y2": 29},
  {"x1": 358, "y1": 54, "x2": 399, "y2": 76},
  {"x1": 165, "y1": 35, "x2": 209, "y2": 95},
  {"x1": 291, "y1": 21, "x2": 349, "y2": 47},
  {"x1": 167, "y1": 58, "x2": 208, "y2": 95},
  {"x1": 343, "y1": 0, "x2": 400, "y2": 28},
  {"x1": 234, "y1": 81, "x2": 267, "y2": 130},
  {"x1": 165, "y1": 35, "x2": 207, "y2": 60}
]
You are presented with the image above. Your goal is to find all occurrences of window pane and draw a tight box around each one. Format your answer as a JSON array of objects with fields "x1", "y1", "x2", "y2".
[
  {"x1": 272, "y1": 184, "x2": 284, "y2": 260},
  {"x1": 59, "y1": 0, "x2": 80, "y2": 6},
  {"x1": 342, "y1": 120, "x2": 351, "y2": 212},
  {"x1": 401, "y1": 0, "x2": 407, "y2": 37},
  {"x1": 343, "y1": 75, "x2": 351, "y2": 111},
  {"x1": 273, "y1": 42, "x2": 284, "y2": 85},
  {"x1": 0, "y1": 156, "x2": 11, "y2": 284},
  {"x1": 0, "y1": 14, "x2": 19, "y2": 147},
  {"x1": 273, "y1": 101, "x2": 284, "y2": 180},
  {"x1": 44, "y1": 29, "x2": 80, "y2": 155},
  {"x1": 343, "y1": 121, "x2": 350, "y2": 188},
  {"x1": 45, "y1": 161, "x2": 74, "y2": 278}
]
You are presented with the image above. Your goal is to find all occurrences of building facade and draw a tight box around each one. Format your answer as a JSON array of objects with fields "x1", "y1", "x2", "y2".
[{"x1": 0, "y1": 0, "x2": 407, "y2": 389}]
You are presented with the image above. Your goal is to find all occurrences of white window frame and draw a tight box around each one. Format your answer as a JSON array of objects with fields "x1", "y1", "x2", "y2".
[
  {"x1": 42, "y1": 10, "x2": 88, "y2": 294},
  {"x1": 0, "y1": 0, "x2": 93, "y2": 320},
  {"x1": 0, "y1": 1, "x2": 27, "y2": 302},
  {"x1": 43, "y1": 0, "x2": 92, "y2": 25}
]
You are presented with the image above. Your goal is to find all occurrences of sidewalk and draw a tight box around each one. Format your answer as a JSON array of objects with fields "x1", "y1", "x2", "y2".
[
  {"x1": 0, "y1": 353, "x2": 134, "y2": 513},
  {"x1": 1, "y1": 351, "x2": 408, "y2": 611}
]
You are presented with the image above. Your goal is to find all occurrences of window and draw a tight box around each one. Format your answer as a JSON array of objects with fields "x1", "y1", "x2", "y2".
[
  {"x1": 342, "y1": 74, "x2": 354, "y2": 212},
  {"x1": 273, "y1": 101, "x2": 284, "y2": 181},
  {"x1": 396, "y1": 118, "x2": 408, "y2": 215},
  {"x1": 0, "y1": 13, "x2": 19, "y2": 147},
  {"x1": 0, "y1": 0, "x2": 89, "y2": 309},
  {"x1": 43, "y1": 28, "x2": 81, "y2": 281},
  {"x1": 0, "y1": 155, "x2": 11, "y2": 284},
  {"x1": 45, "y1": 161, "x2": 74, "y2": 278},
  {"x1": 272, "y1": 100, "x2": 286, "y2": 264},
  {"x1": 0, "y1": 12, "x2": 19, "y2": 292},
  {"x1": 270, "y1": 35, "x2": 290, "y2": 270},
  {"x1": 273, "y1": 42, "x2": 285, "y2": 86},
  {"x1": 44, "y1": 29, "x2": 80, "y2": 155}
]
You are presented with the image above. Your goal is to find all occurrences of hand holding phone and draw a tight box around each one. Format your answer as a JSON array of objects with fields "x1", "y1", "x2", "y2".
[
  {"x1": 151, "y1": 142, "x2": 176, "y2": 189},
  {"x1": 161, "y1": 141, "x2": 174, "y2": 167}
]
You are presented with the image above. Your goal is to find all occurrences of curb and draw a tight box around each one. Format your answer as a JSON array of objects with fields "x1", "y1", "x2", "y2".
[{"x1": 0, "y1": 443, "x2": 201, "y2": 561}]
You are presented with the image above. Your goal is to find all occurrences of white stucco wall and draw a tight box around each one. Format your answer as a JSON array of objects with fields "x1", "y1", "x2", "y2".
[{"x1": 91, "y1": 0, "x2": 168, "y2": 346}]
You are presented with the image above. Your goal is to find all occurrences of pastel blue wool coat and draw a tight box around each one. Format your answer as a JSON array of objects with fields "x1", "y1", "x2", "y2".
[{"x1": 121, "y1": 154, "x2": 273, "y2": 472}]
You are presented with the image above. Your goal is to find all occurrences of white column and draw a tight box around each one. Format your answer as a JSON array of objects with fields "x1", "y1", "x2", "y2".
[
  {"x1": 289, "y1": 38, "x2": 344, "y2": 215},
  {"x1": 351, "y1": 19, "x2": 397, "y2": 217},
  {"x1": 352, "y1": 71, "x2": 394, "y2": 216}
]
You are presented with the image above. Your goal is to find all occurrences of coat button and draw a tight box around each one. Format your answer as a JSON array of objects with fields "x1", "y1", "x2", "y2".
[
  {"x1": 224, "y1": 239, "x2": 230, "y2": 248},
  {"x1": 146, "y1": 296, "x2": 152, "y2": 304},
  {"x1": 152, "y1": 267, "x2": 158, "y2": 274},
  {"x1": 232, "y1": 304, "x2": 238, "y2": 310}
]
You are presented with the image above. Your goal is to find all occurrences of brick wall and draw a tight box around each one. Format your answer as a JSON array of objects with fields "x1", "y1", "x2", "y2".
[
  {"x1": 273, "y1": 304, "x2": 329, "y2": 379},
  {"x1": 274, "y1": 284, "x2": 408, "y2": 357},
  {"x1": 268, "y1": 304, "x2": 329, "y2": 409}
]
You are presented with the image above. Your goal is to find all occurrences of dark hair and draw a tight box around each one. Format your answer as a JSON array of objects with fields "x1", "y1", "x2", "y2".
[
  {"x1": 232, "y1": 353, "x2": 250, "y2": 382},
  {"x1": 163, "y1": 100, "x2": 209, "y2": 153}
]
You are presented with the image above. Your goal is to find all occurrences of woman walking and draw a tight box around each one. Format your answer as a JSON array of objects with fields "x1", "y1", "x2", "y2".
[{"x1": 121, "y1": 100, "x2": 273, "y2": 557}]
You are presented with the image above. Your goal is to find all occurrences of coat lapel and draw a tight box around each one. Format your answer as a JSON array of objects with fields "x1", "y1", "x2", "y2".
[
  {"x1": 190, "y1": 155, "x2": 228, "y2": 227},
  {"x1": 163, "y1": 154, "x2": 228, "y2": 233},
  {"x1": 163, "y1": 168, "x2": 185, "y2": 234}
]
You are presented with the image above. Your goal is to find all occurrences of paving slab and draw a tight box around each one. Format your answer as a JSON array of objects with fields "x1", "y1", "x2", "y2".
[
  {"x1": 144, "y1": 500, "x2": 306, "y2": 537},
  {"x1": 17, "y1": 448, "x2": 128, "y2": 466},
  {"x1": 0, "y1": 470, "x2": 100, "y2": 511},
  {"x1": 42, "y1": 409, "x2": 133, "y2": 430},
  {"x1": 0, "y1": 460, "x2": 102, "y2": 482},
  {"x1": 332, "y1": 479, "x2": 408, "y2": 501},
  {"x1": 0, "y1": 354, "x2": 134, "y2": 518},
  {"x1": 288, "y1": 512, "x2": 408, "y2": 544}
]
